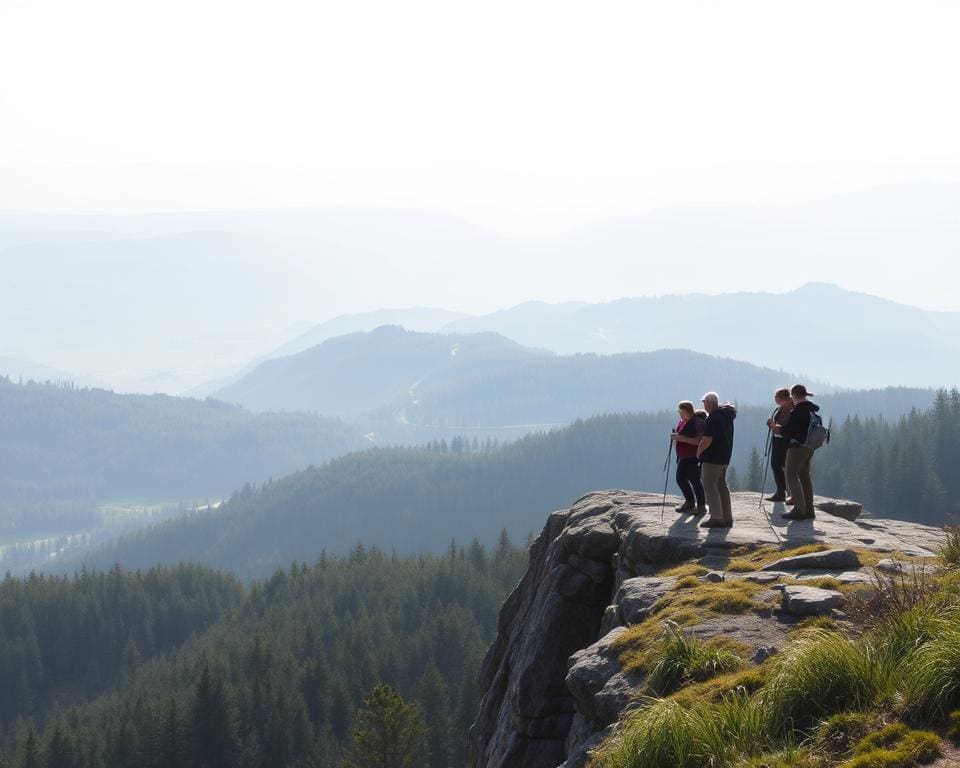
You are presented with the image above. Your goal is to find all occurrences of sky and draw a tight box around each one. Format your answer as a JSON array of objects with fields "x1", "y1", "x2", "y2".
[
  {"x1": 2, "y1": 0, "x2": 959, "y2": 230},
  {"x1": 1, "y1": 0, "x2": 960, "y2": 390}
]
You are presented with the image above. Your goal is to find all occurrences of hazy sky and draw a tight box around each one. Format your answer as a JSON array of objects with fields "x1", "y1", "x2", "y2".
[{"x1": 2, "y1": 0, "x2": 959, "y2": 231}]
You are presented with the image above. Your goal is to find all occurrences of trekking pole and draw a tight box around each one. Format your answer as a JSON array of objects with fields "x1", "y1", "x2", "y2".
[
  {"x1": 660, "y1": 432, "x2": 674, "y2": 523},
  {"x1": 757, "y1": 429, "x2": 773, "y2": 508}
]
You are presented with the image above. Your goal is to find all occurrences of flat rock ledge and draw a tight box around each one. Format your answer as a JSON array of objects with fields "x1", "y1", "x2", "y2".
[{"x1": 468, "y1": 490, "x2": 945, "y2": 768}]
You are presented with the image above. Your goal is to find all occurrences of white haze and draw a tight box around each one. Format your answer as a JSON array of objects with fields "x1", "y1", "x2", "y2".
[{"x1": 1, "y1": 1, "x2": 959, "y2": 389}]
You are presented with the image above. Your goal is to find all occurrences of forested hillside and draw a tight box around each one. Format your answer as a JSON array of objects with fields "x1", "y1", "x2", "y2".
[
  {"x1": 82, "y1": 391, "x2": 957, "y2": 580},
  {"x1": 0, "y1": 565, "x2": 243, "y2": 728},
  {"x1": 0, "y1": 378, "x2": 365, "y2": 535},
  {"x1": 0, "y1": 542, "x2": 528, "y2": 768}
]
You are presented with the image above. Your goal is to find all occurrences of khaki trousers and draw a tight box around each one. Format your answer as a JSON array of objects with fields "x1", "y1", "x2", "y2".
[
  {"x1": 786, "y1": 445, "x2": 815, "y2": 517},
  {"x1": 701, "y1": 462, "x2": 732, "y2": 524}
]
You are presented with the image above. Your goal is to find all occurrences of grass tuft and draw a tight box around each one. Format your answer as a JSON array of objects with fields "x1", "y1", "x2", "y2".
[
  {"x1": 801, "y1": 577, "x2": 843, "y2": 590},
  {"x1": 761, "y1": 629, "x2": 896, "y2": 735},
  {"x1": 670, "y1": 667, "x2": 767, "y2": 706},
  {"x1": 646, "y1": 621, "x2": 745, "y2": 696},
  {"x1": 941, "y1": 525, "x2": 960, "y2": 568},
  {"x1": 658, "y1": 562, "x2": 710, "y2": 579},
  {"x1": 589, "y1": 692, "x2": 768, "y2": 768},
  {"x1": 676, "y1": 575, "x2": 701, "y2": 589},
  {"x1": 899, "y1": 609, "x2": 960, "y2": 718},
  {"x1": 840, "y1": 723, "x2": 941, "y2": 768},
  {"x1": 735, "y1": 749, "x2": 827, "y2": 768},
  {"x1": 947, "y1": 710, "x2": 960, "y2": 745},
  {"x1": 795, "y1": 615, "x2": 838, "y2": 633},
  {"x1": 814, "y1": 711, "x2": 878, "y2": 756},
  {"x1": 650, "y1": 579, "x2": 763, "y2": 620}
]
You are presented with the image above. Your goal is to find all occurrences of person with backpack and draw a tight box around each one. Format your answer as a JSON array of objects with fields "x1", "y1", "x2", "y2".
[
  {"x1": 671, "y1": 401, "x2": 706, "y2": 514},
  {"x1": 764, "y1": 388, "x2": 792, "y2": 502},
  {"x1": 697, "y1": 392, "x2": 737, "y2": 528},
  {"x1": 773, "y1": 384, "x2": 823, "y2": 520}
]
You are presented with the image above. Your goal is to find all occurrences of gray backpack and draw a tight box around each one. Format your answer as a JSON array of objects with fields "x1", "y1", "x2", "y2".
[{"x1": 804, "y1": 412, "x2": 830, "y2": 450}]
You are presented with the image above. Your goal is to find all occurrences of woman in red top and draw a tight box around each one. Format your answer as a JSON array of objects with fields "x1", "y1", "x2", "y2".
[{"x1": 671, "y1": 401, "x2": 706, "y2": 514}]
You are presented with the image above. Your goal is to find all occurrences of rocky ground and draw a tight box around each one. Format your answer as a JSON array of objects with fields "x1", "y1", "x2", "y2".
[{"x1": 468, "y1": 490, "x2": 949, "y2": 768}]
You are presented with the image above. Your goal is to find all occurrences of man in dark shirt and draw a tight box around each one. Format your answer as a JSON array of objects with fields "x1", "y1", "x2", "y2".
[
  {"x1": 697, "y1": 391, "x2": 738, "y2": 528},
  {"x1": 773, "y1": 384, "x2": 820, "y2": 520}
]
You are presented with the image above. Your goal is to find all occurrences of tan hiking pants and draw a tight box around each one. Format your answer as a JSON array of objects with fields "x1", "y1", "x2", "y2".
[
  {"x1": 786, "y1": 445, "x2": 815, "y2": 517},
  {"x1": 701, "y1": 462, "x2": 732, "y2": 524}
]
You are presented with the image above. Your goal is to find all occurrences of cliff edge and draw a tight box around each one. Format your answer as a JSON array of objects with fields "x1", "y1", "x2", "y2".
[{"x1": 468, "y1": 490, "x2": 947, "y2": 768}]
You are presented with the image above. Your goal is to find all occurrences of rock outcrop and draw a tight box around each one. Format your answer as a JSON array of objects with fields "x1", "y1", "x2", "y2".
[{"x1": 468, "y1": 490, "x2": 945, "y2": 768}]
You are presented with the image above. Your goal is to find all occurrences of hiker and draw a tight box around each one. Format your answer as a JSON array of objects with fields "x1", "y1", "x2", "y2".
[
  {"x1": 697, "y1": 392, "x2": 737, "y2": 528},
  {"x1": 671, "y1": 401, "x2": 706, "y2": 514},
  {"x1": 764, "y1": 388, "x2": 792, "y2": 502},
  {"x1": 773, "y1": 384, "x2": 820, "y2": 520}
]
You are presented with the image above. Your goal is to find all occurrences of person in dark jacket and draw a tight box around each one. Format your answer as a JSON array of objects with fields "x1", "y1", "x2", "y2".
[
  {"x1": 697, "y1": 391, "x2": 737, "y2": 528},
  {"x1": 773, "y1": 384, "x2": 819, "y2": 520},
  {"x1": 764, "y1": 388, "x2": 792, "y2": 502},
  {"x1": 671, "y1": 401, "x2": 706, "y2": 514}
]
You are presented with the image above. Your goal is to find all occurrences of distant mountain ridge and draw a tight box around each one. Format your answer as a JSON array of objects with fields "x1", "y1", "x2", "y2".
[
  {"x1": 189, "y1": 307, "x2": 469, "y2": 397},
  {"x1": 440, "y1": 283, "x2": 960, "y2": 389},
  {"x1": 212, "y1": 326, "x2": 820, "y2": 424}
]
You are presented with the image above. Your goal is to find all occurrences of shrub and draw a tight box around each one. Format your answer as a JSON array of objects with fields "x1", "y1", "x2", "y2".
[{"x1": 845, "y1": 567, "x2": 939, "y2": 632}]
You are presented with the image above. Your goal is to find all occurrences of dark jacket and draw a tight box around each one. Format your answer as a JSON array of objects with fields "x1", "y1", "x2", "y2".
[
  {"x1": 781, "y1": 400, "x2": 820, "y2": 445},
  {"x1": 700, "y1": 404, "x2": 737, "y2": 465}
]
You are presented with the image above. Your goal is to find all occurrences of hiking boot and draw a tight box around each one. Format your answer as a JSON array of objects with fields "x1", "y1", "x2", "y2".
[
  {"x1": 699, "y1": 518, "x2": 728, "y2": 528},
  {"x1": 694, "y1": 505, "x2": 707, "y2": 516},
  {"x1": 781, "y1": 509, "x2": 811, "y2": 520},
  {"x1": 765, "y1": 493, "x2": 786, "y2": 502},
  {"x1": 674, "y1": 501, "x2": 696, "y2": 514}
]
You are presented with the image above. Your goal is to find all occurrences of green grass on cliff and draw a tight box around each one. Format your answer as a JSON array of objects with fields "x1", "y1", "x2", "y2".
[{"x1": 590, "y1": 547, "x2": 960, "y2": 768}]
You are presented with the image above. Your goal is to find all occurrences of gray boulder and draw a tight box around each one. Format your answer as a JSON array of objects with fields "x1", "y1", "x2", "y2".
[
  {"x1": 614, "y1": 577, "x2": 676, "y2": 625},
  {"x1": 782, "y1": 585, "x2": 844, "y2": 616},
  {"x1": 763, "y1": 548, "x2": 861, "y2": 572}
]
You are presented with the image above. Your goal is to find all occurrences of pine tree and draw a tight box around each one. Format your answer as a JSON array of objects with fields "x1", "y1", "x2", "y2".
[
  {"x1": 415, "y1": 662, "x2": 452, "y2": 768},
  {"x1": 20, "y1": 730, "x2": 42, "y2": 768},
  {"x1": 341, "y1": 684, "x2": 428, "y2": 768},
  {"x1": 191, "y1": 663, "x2": 240, "y2": 768},
  {"x1": 44, "y1": 719, "x2": 77, "y2": 768},
  {"x1": 153, "y1": 697, "x2": 189, "y2": 768}
]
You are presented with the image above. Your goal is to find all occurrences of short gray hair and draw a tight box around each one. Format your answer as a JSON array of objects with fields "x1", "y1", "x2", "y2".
[{"x1": 701, "y1": 391, "x2": 719, "y2": 407}]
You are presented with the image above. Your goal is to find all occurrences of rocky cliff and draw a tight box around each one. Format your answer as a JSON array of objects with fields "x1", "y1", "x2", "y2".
[{"x1": 467, "y1": 490, "x2": 946, "y2": 768}]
